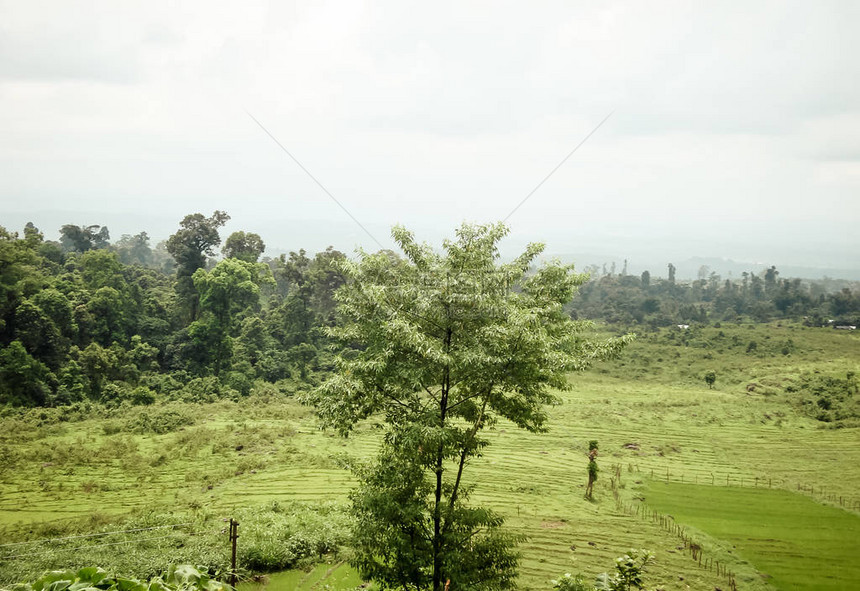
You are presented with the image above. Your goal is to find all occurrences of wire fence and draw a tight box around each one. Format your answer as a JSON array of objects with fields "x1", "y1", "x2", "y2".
[
  {"x1": 0, "y1": 523, "x2": 195, "y2": 550},
  {"x1": 603, "y1": 461, "x2": 860, "y2": 591},
  {"x1": 615, "y1": 497, "x2": 738, "y2": 591},
  {"x1": 616, "y1": 462, "x2": 860, "y2": 512},
  {"x1": 601, "y1": 464, "x2": 740, "y2": 590}
]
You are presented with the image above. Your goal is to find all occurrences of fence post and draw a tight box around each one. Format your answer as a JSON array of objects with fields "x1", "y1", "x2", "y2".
[{"x1": 229, "y1": 518, "x2": 240, "y2": 587}]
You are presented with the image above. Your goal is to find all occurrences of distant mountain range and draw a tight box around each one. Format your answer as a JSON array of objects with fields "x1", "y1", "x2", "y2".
[{"x1": 544, "y1": 254, "x2": 860, "y2": 281}]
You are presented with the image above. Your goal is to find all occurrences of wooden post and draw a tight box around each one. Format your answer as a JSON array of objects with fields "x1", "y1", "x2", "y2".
[{"x1": 229, "y1": 518, "x2": 239, "y2": 587}]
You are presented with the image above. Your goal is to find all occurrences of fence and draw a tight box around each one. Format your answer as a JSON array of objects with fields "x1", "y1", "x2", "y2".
[
  {"x1": 613, "y1": 462, "x2": 860, "y2": 512},
  {"x1": 605, "y1": 461, "x2": 860, "y2": 591},
  {"x1": 601, "y1": 463, "x2": 738, "y2": 589},
  {"x1": 616, "y1": 498, "x2": 738, "y2": 591}
]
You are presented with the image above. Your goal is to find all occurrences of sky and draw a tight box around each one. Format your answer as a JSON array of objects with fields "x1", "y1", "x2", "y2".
[{"x1": 1, "y1": 0, "x2": 859, "y2": 274}]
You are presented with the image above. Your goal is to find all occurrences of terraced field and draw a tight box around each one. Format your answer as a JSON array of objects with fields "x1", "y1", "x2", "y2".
[
  {"x1": 1, "y1": 323, "x2": 858, "y2": 589},
  {"x1": 645, "y1": 482, "x2": 860, "y2": 591}
]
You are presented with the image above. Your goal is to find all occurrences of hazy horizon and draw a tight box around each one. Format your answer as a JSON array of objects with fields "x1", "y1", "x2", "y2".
[{"x1": 2, "y1": 1, "x2": 858, "y2": 275}]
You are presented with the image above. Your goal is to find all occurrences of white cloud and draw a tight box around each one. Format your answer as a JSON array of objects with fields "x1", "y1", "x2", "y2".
[{"x1": 0, "y1": 0, "x2": 858, "y2": 266}]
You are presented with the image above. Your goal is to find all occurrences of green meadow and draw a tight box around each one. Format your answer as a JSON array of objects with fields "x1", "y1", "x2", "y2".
[
  {"x1": 644, "y1": 482, "x2": 860, "y2": 591},
  {"x1": 1, "y1": 323, "x2": 859, "y2": 590}
]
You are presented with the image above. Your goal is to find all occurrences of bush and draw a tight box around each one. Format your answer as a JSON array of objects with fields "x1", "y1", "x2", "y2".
[
  {"x1": 175, "y1": 377, "x2": 223, "y2": 403},
  {"x1": 126, "y1": 406, "x2": 195, "y2": 434},
  {"x1": 552, "y1": 573, "x2": 590, "y2": 591},
  {"x1": 788, "y1": 371, "x2": 859, "y2": 425},
  {"x1": 235, "y1": 502, "x2": 351, "y2": 572},
  {"x1": 553, "y1": 549, "x2": 654, "y2": 591},
  {"x1": 223, "y1": 371, "x2": 252, "y2": 397},
  {"x1": 99, "y1": 383, "x2": 157, "y2": 406}
]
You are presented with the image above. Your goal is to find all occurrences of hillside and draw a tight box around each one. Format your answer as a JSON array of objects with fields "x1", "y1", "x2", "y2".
[{"x1": 2, "y1": 323, "x2": 858, "y2": 589}]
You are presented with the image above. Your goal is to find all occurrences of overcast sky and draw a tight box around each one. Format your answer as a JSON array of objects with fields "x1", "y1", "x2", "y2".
[{"x1": 1, "y1": 0, "x2": 858, "y2": 271}]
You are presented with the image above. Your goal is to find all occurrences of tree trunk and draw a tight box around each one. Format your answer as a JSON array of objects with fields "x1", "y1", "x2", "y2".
[{"x1": 433, "y1": 330, "x2": 452, "y2": 591}]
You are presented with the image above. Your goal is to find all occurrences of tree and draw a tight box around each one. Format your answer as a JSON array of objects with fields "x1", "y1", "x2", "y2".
[
  {"x1": 585, "y1": 440, "x2": 599, "y2": 500},
  {"x1": 0, "y1": 340, "x2": 55, "y2": 405},
  {"x1": 59, "y1": 224, "x2": 110, "y2": 252},
  {"x1": 704, "y1": 370, "x2": 716, "y2": 389},
  {"x1": 310, "y1": 222, "x2": 631, "y2": 591},
  {"x1": 190, "y1": 258, "x2": 273, "y2": 375},
  {"x1": 222, "y1": 231, "x2": 265, "y2": 262},
  {"x1": 165, "y1": 211, "x2": 230, "y2": 322},
  {"x1": 114, "y1": 232, "x2": 153, "y2": 266},
  {"x1": 14, "y1": 299, "x2": 64, "y2": 369}
]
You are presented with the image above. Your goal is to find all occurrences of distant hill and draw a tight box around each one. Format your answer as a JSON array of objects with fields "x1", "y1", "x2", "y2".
[{"x1": 545, "y1": 253, "x2": 860, "y2": 281}]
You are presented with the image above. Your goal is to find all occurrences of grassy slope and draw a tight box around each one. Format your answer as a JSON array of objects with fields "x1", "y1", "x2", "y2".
[{"x1": 1, "y1": 323, "x2": 858, "y2": 589}]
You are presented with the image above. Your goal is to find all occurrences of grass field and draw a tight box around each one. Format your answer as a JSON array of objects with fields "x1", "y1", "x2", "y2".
[
  {"x1": 644, "y1": 482, "x2": 860, "y2": 591},
  {"x1": 238, "y1": 563, "x2": 363, "y2": 591},
  {"x1": 1, "y1": 323, "x2": 858, "y2": 589}
]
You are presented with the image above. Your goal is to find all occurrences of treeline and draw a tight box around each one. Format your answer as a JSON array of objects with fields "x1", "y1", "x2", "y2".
[
  {"x1": 3, "y1": 216, "x2": 859, "y2": 408},
  {"x1": 0, "y1": 212, "x2": 346, "y2": 407},
  {"x1": 568, "y1": 264, "x2": 860, "y2": 328}
]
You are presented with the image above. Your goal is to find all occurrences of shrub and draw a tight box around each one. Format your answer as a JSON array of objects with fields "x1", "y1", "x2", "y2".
[
  {"x1": 552, "y1": 573, "x2": 590, "y2": 591},
  {"x1": 126, "y1": 406, "x2": 195, "y2": 434},
  {"x1": 175, "y1": 377, "x2": 223, "y2": 403},
  {"x1": 553, "y1": 549, "x2": 654, "y2": 591},
  {"x1": 235, "y1": 502, "x2": 351, "y2": 572}
]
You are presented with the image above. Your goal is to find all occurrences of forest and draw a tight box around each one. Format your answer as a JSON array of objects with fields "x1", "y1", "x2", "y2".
[{"x1": 1, "y1": 212, "x2": 859, "y2": 409}]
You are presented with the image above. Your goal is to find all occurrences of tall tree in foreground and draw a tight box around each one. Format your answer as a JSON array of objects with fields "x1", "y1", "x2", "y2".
[{"x1": 310, "y1": 222, "x2": 632, "y2": 591}]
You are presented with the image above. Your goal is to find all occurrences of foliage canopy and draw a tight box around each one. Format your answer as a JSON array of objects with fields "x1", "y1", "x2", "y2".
[{"x1": 310, "y1": 222, "x2": 631, "y2": 591}]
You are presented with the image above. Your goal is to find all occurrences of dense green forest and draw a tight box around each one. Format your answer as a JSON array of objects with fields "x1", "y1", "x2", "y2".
[
  {"x1": 1, "y1": 212, "x2": 858, "y2": 408},
  {"x1": 0, "y1": 213, "x2": 345, "y2": 407}
]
